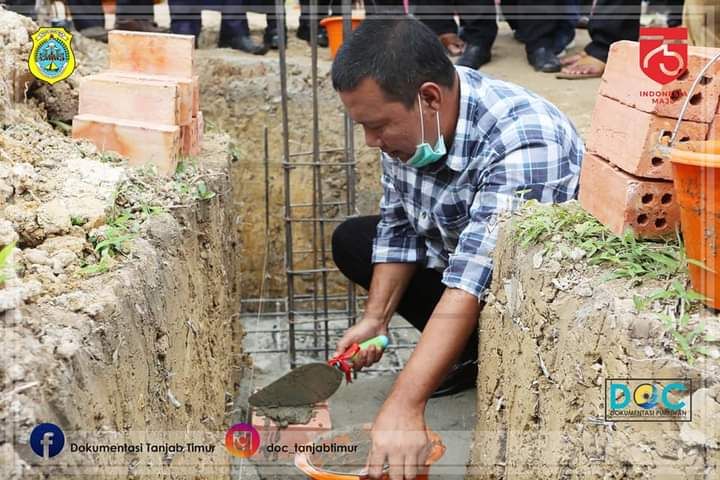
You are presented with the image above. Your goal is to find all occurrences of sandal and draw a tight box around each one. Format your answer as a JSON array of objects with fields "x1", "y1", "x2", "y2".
[
  {"x1": 439, "y1": 33, "x2": 465, "y2": 57},
  {"x1": 556, "y1": 53, "x2": 606, "y2": 79}
]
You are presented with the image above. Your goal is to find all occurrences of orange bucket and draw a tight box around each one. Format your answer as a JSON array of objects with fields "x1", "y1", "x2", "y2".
[
  {"x1": 320, "y1": 16, "x2": 363, "y2": 59},
  {"x1": 666, "y1": 140, "x2": 720, "y2": 309},
  {"x1": 294, "y1": 425, "x2": 445, "y2": 479}
]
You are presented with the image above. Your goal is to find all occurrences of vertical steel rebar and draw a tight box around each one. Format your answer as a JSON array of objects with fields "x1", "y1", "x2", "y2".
[
  {"x1": 277, "y1": 0, "x2": 297, "y2": 369},
  {"x1": 264, "y1": 127, "x2": 270, "y2": 233},
  {"x1": 310, "y1": 0, "x2": 332, "y2": 360},
  {"x1": 342, "y1": 0, "x2": 358, "y2": 333}
]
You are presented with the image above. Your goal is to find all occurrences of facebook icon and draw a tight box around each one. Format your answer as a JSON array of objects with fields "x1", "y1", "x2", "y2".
[{"x1": 29, "y1": 423, "x2": 65, "y2": 459}]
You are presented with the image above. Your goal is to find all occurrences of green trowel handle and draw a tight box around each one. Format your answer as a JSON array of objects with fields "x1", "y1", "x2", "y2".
[{"x1": 350, "y1": 335, "x2": 389, "y2": 363}]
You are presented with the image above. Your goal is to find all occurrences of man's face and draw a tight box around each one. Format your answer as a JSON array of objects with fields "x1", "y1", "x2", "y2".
[{"x1": 339, "y1": 78, "x2": 430, "y2": 162}]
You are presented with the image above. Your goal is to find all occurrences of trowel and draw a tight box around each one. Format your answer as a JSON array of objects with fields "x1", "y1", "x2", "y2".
[{"x1": 249, "y1": 335, "x2": 389, "y2": 408}]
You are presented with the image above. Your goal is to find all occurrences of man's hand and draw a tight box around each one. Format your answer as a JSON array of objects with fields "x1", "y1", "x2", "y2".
[
  {"x1": 367, "y1": 396, "x2": 429, "y2": 480},
  {"x1": 334, "y1": 317, "x2": 387, "y2": 370}
]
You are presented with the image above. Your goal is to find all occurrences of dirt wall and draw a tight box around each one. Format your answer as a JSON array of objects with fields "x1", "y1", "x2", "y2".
[
  {"x1": 467, "y1": 209, "x2": 720, "y2": 479},
  {"x1": 0, "y1": 8, "x2": 246, "y2": 477},
  {"x1": 196, "y1": 48, "x2": 382, "y2": 300}
]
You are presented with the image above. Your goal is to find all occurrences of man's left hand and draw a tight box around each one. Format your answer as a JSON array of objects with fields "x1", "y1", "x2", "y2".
[{"x1": 367, "y1": 395, "x2": 429, "y2": 480}]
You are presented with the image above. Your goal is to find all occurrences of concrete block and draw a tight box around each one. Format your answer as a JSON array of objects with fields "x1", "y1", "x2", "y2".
[
  {"x1": 72, "y1": 113, "x2": 180, "y2": 176},
  {"x1": 587, "y1": 95, "x2": 709, "y2": 180},
  {"x1": 102, "y1": 71, "x2": 194, "y2": 125},
  {"x1": 709, "y1": 108, "x2": 720, "y2": 140},
  {"x1": 578, "y1": 153, "x2": 680, "y2": 238},
  {"x1": 252, "y1": 402, "x2": 331, "y2": 459},
  {"x1": 79, "y1": 73, "x2": 188, "y2": 126},
  {"x1": 600, "y1": 41, "x2": 720, "y2": 123},
  {"x1": 108, "y1": 30, "x2": 195, "y2": 78}
]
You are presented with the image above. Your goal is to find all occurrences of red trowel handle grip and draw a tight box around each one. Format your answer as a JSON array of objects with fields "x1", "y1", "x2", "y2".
[{"x1": 328, "y1": 335, "x2": 390, "y2": 382}]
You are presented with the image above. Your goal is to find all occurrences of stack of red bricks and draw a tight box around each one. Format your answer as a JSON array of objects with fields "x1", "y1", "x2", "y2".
[
  {"x1": 579, "y1": 41, "x2": 720, "y2": 238},
  {"x1": 72, "y1": 30, "x2": 203, "y2": 176}
]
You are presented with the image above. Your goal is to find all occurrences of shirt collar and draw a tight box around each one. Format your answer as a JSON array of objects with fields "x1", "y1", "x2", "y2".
[{"x1": 444, "y1": 66, "x2": 474, "y2": 173}]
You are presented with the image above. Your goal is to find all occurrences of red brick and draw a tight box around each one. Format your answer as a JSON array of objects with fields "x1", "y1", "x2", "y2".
[
  {"x1": 79, "y1": 73, "x2": 188, "y2": 126},
  {"x1": 103, "y1": 71, "x2": 194, "y2": 125},
  {"x1": 108, "y1": 30, "x2": 195, "y2": 78},
  {"x1": 252, "y1": 402, "x2": 331, "y2": 460},
  {"x1": 587, "y1": 95, "x2": 708, "y2": 180},
  {"x1": 197, "y1": 111, "x2": 204, "y2": 146},
  {"x1": 192, "y1": 75, "x2": 200, "y2": 115},
  {"x1": 72, "y1": 113, "x2": 180, "y2": 176},
  {"x1": 600, "y1": 41, "x2": 720, "y2": 123},
  {"x1": 709, "y1": 105, "x2": 720, "y2": 140},
  {"x1": 578, "y1": 153, "x2": 680, "y2": 238}
]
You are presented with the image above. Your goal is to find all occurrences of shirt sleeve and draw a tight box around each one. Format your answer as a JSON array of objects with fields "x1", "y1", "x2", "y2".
[
  {"x1": 441, "y1": 140, "x2": 569, "y2": 301},
  {"x1": 371, "y1": 157, "x2": 427, "y2": 264}
]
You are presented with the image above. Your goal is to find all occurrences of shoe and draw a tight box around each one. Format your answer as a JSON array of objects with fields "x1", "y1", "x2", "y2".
[
  {"x1": 456, "y1": 44, "x2": 491, "y2": 70},
  {"x1": 296, "y1": 25, "x2": 329, "y2": 48},
  {"x1": 220, "y1": 35, "x2": 268, "y2": 55},
  {"x1": 430, "y1": 359, "x2": 478, "y2": 398},
  {"x1": 114, "y1": 19, "x2": 168, "y2": 33},
  {"x1": 78, "y1": 26, "x2": 108, "y2": 43},
  {"x1": 263, "y1": 30, "x2": 286, "y2": 50},
  {"x1": 528, "y1": 47, "x2": 561, "y2": 73}
]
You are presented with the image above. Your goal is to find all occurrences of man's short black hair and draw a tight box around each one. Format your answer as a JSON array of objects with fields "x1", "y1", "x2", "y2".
[{"x1": 331, "y1": 17, "x2": 456, "y2": 109}]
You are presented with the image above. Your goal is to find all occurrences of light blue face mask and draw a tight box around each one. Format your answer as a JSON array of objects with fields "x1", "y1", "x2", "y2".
[{"x1": 407, "y1": 95, "x2": 446, "y2": 168}]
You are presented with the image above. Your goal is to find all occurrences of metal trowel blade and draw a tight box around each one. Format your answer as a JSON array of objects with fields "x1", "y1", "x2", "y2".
[{"x1": 249, "y1": 363, "x2": 344, "y2": 408}]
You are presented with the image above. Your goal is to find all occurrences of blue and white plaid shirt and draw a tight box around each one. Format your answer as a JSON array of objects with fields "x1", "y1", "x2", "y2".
[{"x1": 371, "y1": 66, "x2": 584, "y2": 301}]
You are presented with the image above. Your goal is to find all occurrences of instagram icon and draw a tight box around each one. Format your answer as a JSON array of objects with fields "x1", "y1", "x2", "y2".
[{"x1": 224, "y1": 423, "x2": 260, "y2": 458}]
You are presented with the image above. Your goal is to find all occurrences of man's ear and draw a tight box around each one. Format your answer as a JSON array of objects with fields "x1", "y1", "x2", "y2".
[{"x1": 418, "y1": 82, "x2": 443, "y2": 112}]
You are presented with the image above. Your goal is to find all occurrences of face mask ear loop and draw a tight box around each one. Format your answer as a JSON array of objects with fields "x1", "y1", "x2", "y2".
[
  {"x1": 435, "y1": 110, "x2": 441, "y2": 142},
  {"x1": 418, "y1": 95, "x2": 425, "y2": 143}
]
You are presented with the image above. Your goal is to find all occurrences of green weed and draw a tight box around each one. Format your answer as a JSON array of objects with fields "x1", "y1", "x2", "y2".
[
  {"x1": 513, "y1": 201, "x2": 711, "y2": 364},
  {"x1": 0, "y1": 241, "x2": 17, "y2": 285}
]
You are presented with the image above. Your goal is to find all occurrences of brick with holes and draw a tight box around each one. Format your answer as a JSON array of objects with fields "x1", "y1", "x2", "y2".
[
  {"x1": 579, "y1": 153, "x2": 680, "y2": 238},
  {"x1": 600, "y1": 41, "x2": 720, "y2": 123},
  {"x1": 252, "y1": 401, "x2": 331, "y2": 460},
  {"x1": 587, "y1": 95, "x2": 709, "y2": 180}
]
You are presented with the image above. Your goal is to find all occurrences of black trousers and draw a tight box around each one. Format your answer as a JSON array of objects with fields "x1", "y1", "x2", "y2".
[
  {"x1": 115, "y1": 0, "x2": 155, "y2": 21},
  {"x1": 66, "y1": 0, "x2": 105, "y2": 30},
  {"x1": 585, "y1": 0, "x2": 641, "y2": 62},
  {"x1": 414, "y1": 0, "x2": 498, "y2": 48},
  {"x1": 414, "y1": 0, "x2": 566, "y2": 53},
  {"x1": 168, "y1": 0, "x2": 252, "y2": 39},
  {"x1": 332, "y1": 216, "x2": 479, "y2": 363}
]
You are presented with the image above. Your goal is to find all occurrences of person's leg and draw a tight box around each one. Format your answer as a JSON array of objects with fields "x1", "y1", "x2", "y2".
[
  {"x1": 115, "y1": 0, "x2": 154, "y2": 21},
  {"x1": 114, "y1": 0, "x2": 167, "y2": 31},
  {"x1": 502, "y1": 0, "x2": 565, "y2": 71},
  {"x1": 331, "y1": 216, "x2": 478, "y2": 364},
  {"x1": 455, "y1": 0, "x2": 498, "y2": 68},
  {"x1": 218, "y1": 0, "x2": 267, "y2": 54},
  {"x1": 66, "y1": 0, "x2": 105, "y2": 31},
  {"x1": 585, "y1": 0, "x2": 641, "y2": 62},
  {"x1": 168, "y1": 0, "x2": 202, "y2": 38},
  {"x1": 297, "y1": 0, "x2": 329, "y2": 47}
]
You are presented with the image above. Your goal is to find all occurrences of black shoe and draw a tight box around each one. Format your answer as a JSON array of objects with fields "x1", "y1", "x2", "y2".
[
  {"x1": 263, "y1": 31, "x2": 285, "y2": 50},
  {"x1": 430, "y1": 359, "x2": 478, "y2": 398},
  {"x1": 456, "y1": 44, "x2": 491, "y2": 70},
  {"x1": 528, "y1": 47, "x2": 561, "y2": 73},
  {"x1": 220, "y1": 35, "x2": 268, "y2": 55},
  {"x1": 296, "y1": 25, "x2": 329, "y2": 48},
  {"x1": 114, "y1": 19, "x2": 168, "y2": 33}
]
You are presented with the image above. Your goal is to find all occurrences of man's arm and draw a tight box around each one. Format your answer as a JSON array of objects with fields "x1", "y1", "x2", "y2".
[
  {"x1": 367, "y1": 288, "x2": 480, "y2": 480},
  {"x1": 333, "y1": 263, "x2": 417, "y2": 366}
]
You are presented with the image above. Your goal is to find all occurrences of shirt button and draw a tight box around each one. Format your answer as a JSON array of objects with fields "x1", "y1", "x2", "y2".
[{"x1": 421, "y1": 211, "x2": 428, "y2": 219}]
